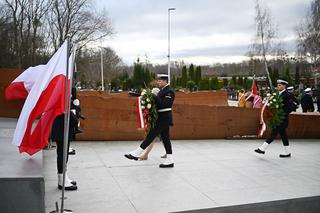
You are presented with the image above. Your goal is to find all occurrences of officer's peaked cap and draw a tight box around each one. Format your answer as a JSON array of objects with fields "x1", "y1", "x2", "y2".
[
  {"x1": 157, "y1": 74, "x2": 169, "y2": 80},
  {"x1": 277, "y1": 79, "x2": 288, "y2": 85}
]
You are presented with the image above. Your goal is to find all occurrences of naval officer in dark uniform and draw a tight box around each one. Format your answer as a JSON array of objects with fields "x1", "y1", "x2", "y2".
[
  {"x1": 125, "y1": 74, "x2": 175, "y2": 168},
  {"x1": 51, "y1": 112, "x2": 78, "y2": 190},
  {"x1": 301, "y1": 88, "x2": 314, "y2": 113},
  {"x1": 255, "y1": 79, "x2": 296, "y2": 158}
]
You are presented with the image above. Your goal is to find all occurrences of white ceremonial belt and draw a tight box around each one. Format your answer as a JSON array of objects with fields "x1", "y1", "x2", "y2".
[{"x1": 158, "y1": 108, "x2": 172, "y2": 112}]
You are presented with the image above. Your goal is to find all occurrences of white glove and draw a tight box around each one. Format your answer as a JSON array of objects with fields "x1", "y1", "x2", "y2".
[
  {"x1": 73, "y1": 99, "x2": 80, "y2": 106},
  {"x1": 151, "y1": 88, "x2": 160, "y2": 95}
]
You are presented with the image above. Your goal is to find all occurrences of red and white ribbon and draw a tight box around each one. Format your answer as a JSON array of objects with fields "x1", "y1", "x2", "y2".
[
  {"x1": 245, "y1": 93, "x2": 253, "y2": 101},
  {"x1": 253, "y1": 96, "x2": 262, "y2": 108},
  {"x1": 136, "y1": 96, "x2": 145, "y2": 129},
  {"x1": 258, "y1": 100, "x2": 268, "y2": 137},
  {"x1": 254, "y1": 96, "x2": 261, "y2": 106}
]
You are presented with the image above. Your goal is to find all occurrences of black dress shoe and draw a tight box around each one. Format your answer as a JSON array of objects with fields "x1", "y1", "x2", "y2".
[
  {"x1": 159, "y1": 163, "x2": 174, "y2": 168},
  {"x1": 254, "y1": 148, "x2": 265, "y2": 154},
  {"x1": 58, "y1": 184, "x2": 78, "y2": 191},
  {"x1": 124, "y1": 154, "x2": 139, "y2": 161},
  {"x1": 279, "y1": 153, "x2": 291, "y2": 158}
]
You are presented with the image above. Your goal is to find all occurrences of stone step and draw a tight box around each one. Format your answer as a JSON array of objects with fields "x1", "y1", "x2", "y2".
[
  {"x1": 0, "y1": 117, "x2": 45, "y2": 213},
  {"x1": 175, "y1": 196, "x2": 320, "y2": 213}
]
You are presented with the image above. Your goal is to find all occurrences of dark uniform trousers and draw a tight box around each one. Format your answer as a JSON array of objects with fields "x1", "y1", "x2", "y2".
[
  {"x1": 56, "y1": 139, "x2": 71, "y2": 173},
  {"x1": 266, "y1": 117, "x2": 289, "y2": 146},
  {"x1": 140, "y1": 116, "x2": 172, "y2": 154},
  {"x1": 140, "y1": 85, "x2": 175, "y2": 154},
  {"x1": 266, "y1": 90, "x2": 293, "y2": 147},
  {"x1": 51, "y1": 113, "x2": 76, "y2": 173}
]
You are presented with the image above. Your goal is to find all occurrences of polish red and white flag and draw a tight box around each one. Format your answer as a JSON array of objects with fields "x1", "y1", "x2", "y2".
[
  {"x1": 246, "y1": 79, "x2": 258, "y2": 101},
  {"x1": 5, "y1": 41, "x2": 75, "y2": 155},
  {"x1": 5, "y1": 65, "x2": 46, "y2": 100}
]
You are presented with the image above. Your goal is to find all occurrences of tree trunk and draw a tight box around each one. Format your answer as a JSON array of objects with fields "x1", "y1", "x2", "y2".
[{"x1": 260, "y1": 24, "x2": 273, "y2": 90}]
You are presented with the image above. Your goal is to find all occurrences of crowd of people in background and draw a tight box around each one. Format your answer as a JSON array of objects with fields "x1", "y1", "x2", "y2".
[
  {"x1": 237, "y1": 89, "x2": 263, "y2": 109},
  {"x1": 235, "y1": 83, "x2": 320, "y2": 113}
]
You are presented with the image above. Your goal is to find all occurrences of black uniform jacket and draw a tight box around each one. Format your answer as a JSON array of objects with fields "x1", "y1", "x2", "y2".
[
  {"x1": 301, "y1": 94, "x2": 314, "y2": 112},
  {"x1": 153, "y1": 85, "x2": 175, "y2": 127},
  {"x1": 279, "y1": 90, "x2": 293, "y2": 128}
]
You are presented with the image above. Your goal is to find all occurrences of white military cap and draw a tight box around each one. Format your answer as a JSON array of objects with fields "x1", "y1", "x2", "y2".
[
  {"x1": 304, "y1": 88, "x2": 311, "y2": 92},
  {"x1": 157, "y1": 74, "x2": 169, "y2": 80},
  {"x1": 287, "y1": 86, "x2": 294, "y2": 90},
  {"x1": 277, "y1": 79, "x2": 288, "y2": 85}
]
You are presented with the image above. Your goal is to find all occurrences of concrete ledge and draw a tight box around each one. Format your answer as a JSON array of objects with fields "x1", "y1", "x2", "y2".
[
  {"x1": 175, "y1": 196, "x2": 320, "y2": 213},
  {"x1": 0, "y1": 118, "x2": 45, "y2": 213}
]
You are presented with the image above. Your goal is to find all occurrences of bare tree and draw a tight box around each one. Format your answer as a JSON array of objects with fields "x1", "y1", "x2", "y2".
[
  {"x1": 48, "y1": 0, "x2": 113, "y2": 50},
  {"x1": 250, "y1": 0, "x2": 277, "y2": 89},
  {"x1": 26, "y1": 0, "x2": 52, "y2": 64},
  {"x1": 76, "y1": 47, "x2": 123, "y2": 86},
  {"x1": 1, "y1": 0, "x2": 113, "y2": 69},
  {"x1": 3, "y1": 0, "x2": 51, "y2": 68},
  {"x1": 296, "y1": 0, "x2": 320, "y2": 66},
  {"x1": 0, "y1": 1, "x2": 14, "y2": 66},
  {"x1": 0, "y1": 1, "x2": 9, "y2": 25},
  {"x1": 4, "y1": 0, "x2": 21, "y2": 67}
]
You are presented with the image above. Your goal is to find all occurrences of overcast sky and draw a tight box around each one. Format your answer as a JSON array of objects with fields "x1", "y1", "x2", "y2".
[{"x1": 95, "y1": 0, "x2": 311, "y2": 65}]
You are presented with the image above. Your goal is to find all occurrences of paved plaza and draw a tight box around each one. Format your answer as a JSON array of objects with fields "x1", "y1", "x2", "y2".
[
  {"x1": 1, "y1": 118, "x2": 319, "y2": 213},
  {"x1": 44, "y1": 139, "x2": 320, "y2": 213}
]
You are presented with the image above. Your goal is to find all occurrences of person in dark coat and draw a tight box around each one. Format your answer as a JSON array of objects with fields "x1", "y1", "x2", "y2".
[
  {"x1": 255, "y1": 79, "x2": 295, "y2": 158},
  {"x1": 125, "y1": 74, "x2": 175, "y2": 168},
  {"x1": 51, "y1": 112, "x2": 78, "y2": 190},
  {"x1": 301, "y1": 88, "x2": 314, "y2": 112},
  {"x1": 317, "y1": 90, "x2": 320, "y2": 112},
  {"x1": 287, "y1": 86, "x2": 299, "y2": 112}
]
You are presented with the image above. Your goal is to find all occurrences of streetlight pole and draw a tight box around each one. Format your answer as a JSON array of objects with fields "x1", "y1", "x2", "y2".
[
  {"x1": 100, "y1": 47, "x2": 105, "y2": 91},
  {"x1": 168, "y1": 8, "x2": 176, "y2": 85}
]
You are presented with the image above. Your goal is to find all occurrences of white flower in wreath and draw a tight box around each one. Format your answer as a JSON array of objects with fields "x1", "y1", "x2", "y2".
[
  {"x1": 141, "y1": 91, "x2": 146, "y2": 96},
  {"x1": 276, "y1": 105, "x2": 279, "y2": 108},
  {"x1": 141, "y1": 100, "x2": 145, "y2": 104},
  {"x1": 141, "y1": 105, "x2": 145, "y2": 109},
  {"x1": 147, "y1": 104, "x2": 151, "y2": 109},
  {"x1": 273, "y1": 93, "x2": 276, "y2": 96},
  {"x1": 266, "y1": 93, "x2": 271, "y2": 97},
  {"x1": 146, "y1": 98, "x2": 150, "y2": 102}
]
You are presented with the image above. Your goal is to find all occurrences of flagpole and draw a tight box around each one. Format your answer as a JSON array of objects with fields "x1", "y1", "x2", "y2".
[{"x1": 61, "y1": 36, "x2": 72, "y2": 213}]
